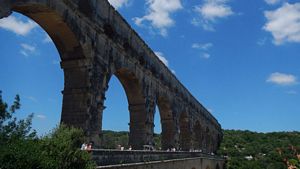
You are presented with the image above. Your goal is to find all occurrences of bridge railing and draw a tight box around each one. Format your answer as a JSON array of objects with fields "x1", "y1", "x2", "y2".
[{"x1": 91, "y1": 149, "x2": 224, "y2": 166}]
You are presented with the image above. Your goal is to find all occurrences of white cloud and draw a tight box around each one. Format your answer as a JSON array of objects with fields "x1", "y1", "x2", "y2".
[
  {"x1": 257, "y1": 38, "x2": 267, "y2": 46},
  {"x1": 43, "y1": 34, "x2": 52, "y2": 43},
  {"x1": 263, "y1": 3, "x2": 300, "y2": 45},
  {"x1": 52, "y1": 60, "x2": 60, "y2": 65},
  {"x1": 286, "y1": 90, "x2": 297, "y2": 95},
  {"x1": 192, "y1": 43, "x2": 213, "y2": 59},
  {"x1": 36, "y1": 114, "x2": 46, "y2": 120},
  {"x1": 265, "y1": 0, "x2": 282, "y2": 5},
  {"x1": 196, "y1": 0, "x2": 233, "y2": 21},
  {"x1": 155, "y1": 51, "x2": 176, "y2": 74},
  {"x1": 26, "y1": 96, "x2": 38, "y2": 102},
  {"x1": 267, "y1": 72, "x2": 298, "y2": 86},
  {"x1": 20, "y1": 43, "x2": 36, "y2": 57},
  {"x1": 21, "y1": 43, "x2": 35, "y2": 52},
  {"x1": 155, "y1": 52, "x2": 169, "y2": 66},
  {"x1": 20, "y1": 50, "x2": 28, "y2": 57},
  {"x1": 108, "y1": 0, "x2": 129, "y2": 9},
  {"x1": 0, "y1": 15, "x2": 37, "y2": 36},
  {"x1": 201, "y1": 53, "x2": 211, "y2": 59},
  {"x1": 192, "y1": 43, "x2": 213, "y2": 50},
  {"x1": 133, "y1": 0, "x2": 183, "y2": 36},
  {"x1": 193, "y1": 0, "x2": 234, "y2": 31}
]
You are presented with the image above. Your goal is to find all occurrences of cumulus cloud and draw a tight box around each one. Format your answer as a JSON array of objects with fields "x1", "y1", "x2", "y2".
[
  {"x1": 192, "y1": 43, "x2": 213, "y2": 50},
  {"x1": 192, "y1": 42, "x2": 213, "y2": 59},
  {"x1": 43, "y1": 34, "x2": 52, "y2": 43},
  {"x1": 267, "y1": 72, "x2": 298, "y2": 86},
  {"x1": 193, "y1": 0, "x2": 234, "y2": 31},
  {"x1": 0, "y1": 15, "x2": 37, "y2": 36},
  {"x1": 263, "y1": 3, "x2": 300, "y2": 45},
  {"x1": 36, "y1": 114, "x2": 46, "y2": 120},
  {"x1": 200, "y1": 53, "x2": 211, "y2": 59},
  {"x1": 257, "y1": 38, "x2": 267, "y2": 46},
  {"x1": 155, "y1": 52, "x2": 169, "y2": 66},
  {"x1": 155, "y1": 51, "x2": 176, "y2": 74},
  {"x1": 133, "y1": 0, "x2": 183, "y2": 36},
  {"x1": 20, "y1": 43, "x2": 36, "y2": 57},
  {"x1": 265, "y1": 0, "x2": 282, "y2": 5},
  {"x1": 52, "y1": 60, "x2": 60, "y2": 65},
  {"x1": 286, "y1": 90, "x2": 297, "y2": 95},
  {"x1": 26, "y1": 96, "x2": 38, "y2": 102},
  {"x1": 108, "y1": 0, "x2": 129, "y2": 9}
]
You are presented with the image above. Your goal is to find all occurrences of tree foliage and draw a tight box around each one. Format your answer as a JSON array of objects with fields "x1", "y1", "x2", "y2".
[
  {"x1": 218, "y1": 130, "x2": 300, "y2": 169},
  {"x1": 0, "y1": 91, "x2": 36, "y2": 143},
  {"x1": 100, "y1": 130, "x2": 161, "y2": 150},
  {"x1": 0, "y1": 91, "x2": 95, "y2": 169}
]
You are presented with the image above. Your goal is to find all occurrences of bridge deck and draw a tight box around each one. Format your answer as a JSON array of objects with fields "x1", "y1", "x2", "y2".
[{"x1": 92, "y1": 149, "x2": 224, "y2": 166}]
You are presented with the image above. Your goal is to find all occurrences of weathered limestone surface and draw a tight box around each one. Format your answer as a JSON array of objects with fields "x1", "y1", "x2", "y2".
[
  {"x1": 0, "y1": 0, "x2": 223, "y2": 152},
  {"x1": 92, "y1": 149, "x2": 224, "y2": 167},
  {"x1": 96, "y1": 156, "x2": 225, "y2": 169}
]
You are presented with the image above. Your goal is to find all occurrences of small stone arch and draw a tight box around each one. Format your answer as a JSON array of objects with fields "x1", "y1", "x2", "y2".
[{"x1": 111, "y1": 68, "x2": 149, "y2": 149}]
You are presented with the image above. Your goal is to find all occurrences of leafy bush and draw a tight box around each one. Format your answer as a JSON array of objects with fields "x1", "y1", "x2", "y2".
[
  {"x1": 0, "y1": 91, "x2": 96, "y2": 169},
  {"x1": 40, "y1": 124, "x2": 95, "y2": 169}
]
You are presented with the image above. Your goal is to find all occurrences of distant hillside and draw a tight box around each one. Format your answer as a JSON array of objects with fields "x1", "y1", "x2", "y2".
[
  {"x1": 100, "y1": 130, "x2": 161, "y2": 149},
  {"x1": 99, "y1": 130, "x2": 300, "y2": 168},
  {"x1": 219, "y1": 130, "x2": 300, "y2": 169}
]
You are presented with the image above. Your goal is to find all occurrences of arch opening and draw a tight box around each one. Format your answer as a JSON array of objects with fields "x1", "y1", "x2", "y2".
[
  {"x1": 0, "y1": 2, "x2": 92, "y2": 138},
  {"x1": 153, "y1": 105, "x2": 162, "y2": 150},
  {"x1": 0, "y1": 11, "x2": 66, "y2": 135},
  {"x1": 103, "y1": 68, "x2": 149, "y2": 150},
  {"x1": 11, "y1": 4, "x2": 84, "y2": 60},
  {"x1": 193, "y1": 120, "x2": 203, "y2": 151},
  {"x1": 179, "y1": 112, "x2": 191, "y2": 151},
  {"x1": 157, "y1": 96, "x2": 176, "y2": 150},
  {"x1": 101, "y1": 75, "x2": 129, "y2": 149}
]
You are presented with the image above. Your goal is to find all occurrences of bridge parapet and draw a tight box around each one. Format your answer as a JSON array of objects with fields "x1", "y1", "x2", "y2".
[{"x1": 92, "y1": 149, "x2": 224, "y2": 166}]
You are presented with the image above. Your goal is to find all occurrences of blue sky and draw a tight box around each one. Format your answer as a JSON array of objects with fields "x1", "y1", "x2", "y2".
[{"x1": 0, "y1": 0, "x2": 299, "y2": 135}]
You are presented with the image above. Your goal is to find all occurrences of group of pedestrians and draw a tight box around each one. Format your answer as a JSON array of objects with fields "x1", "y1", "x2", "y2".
[{"x1": 81, "y1": 142, "x2": 93, "y2": 152}]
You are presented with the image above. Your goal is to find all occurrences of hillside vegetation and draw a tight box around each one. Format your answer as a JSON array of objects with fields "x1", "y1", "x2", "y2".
[
  {"x1": 1, "y1": 92, "x2": 299, "y2": 168},
  {"x1": 100, "y1": 130, "x2": 300, "y2": 169},
  {"x1": 219, "y1": 130, "x2": 300, "y2": 169}
]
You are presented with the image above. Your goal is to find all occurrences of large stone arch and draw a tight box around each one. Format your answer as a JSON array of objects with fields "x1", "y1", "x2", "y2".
[{"x1": 0, "y1": 0, "x2": 108, "y2": 145}]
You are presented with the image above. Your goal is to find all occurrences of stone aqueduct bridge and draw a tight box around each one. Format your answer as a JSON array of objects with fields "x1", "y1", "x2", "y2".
[{"x1": 0, "y1": 0, "x2": 222, "y2": 152}]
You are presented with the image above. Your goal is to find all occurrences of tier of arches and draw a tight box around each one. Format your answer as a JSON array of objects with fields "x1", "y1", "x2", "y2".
[{"x1": 0, "y1": 0, "x2": 221, "y2": 151}]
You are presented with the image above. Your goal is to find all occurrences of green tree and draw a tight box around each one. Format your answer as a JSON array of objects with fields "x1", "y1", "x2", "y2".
[
  {"x1": 0, "y1": 91, "x2": 36, "y2": 143},
  {"x1": 0, "y1": 91, "x2": 96, "y2": 169},
  {"x1": 40, "y1": 124, "x2": 95, "y2": 169}
]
